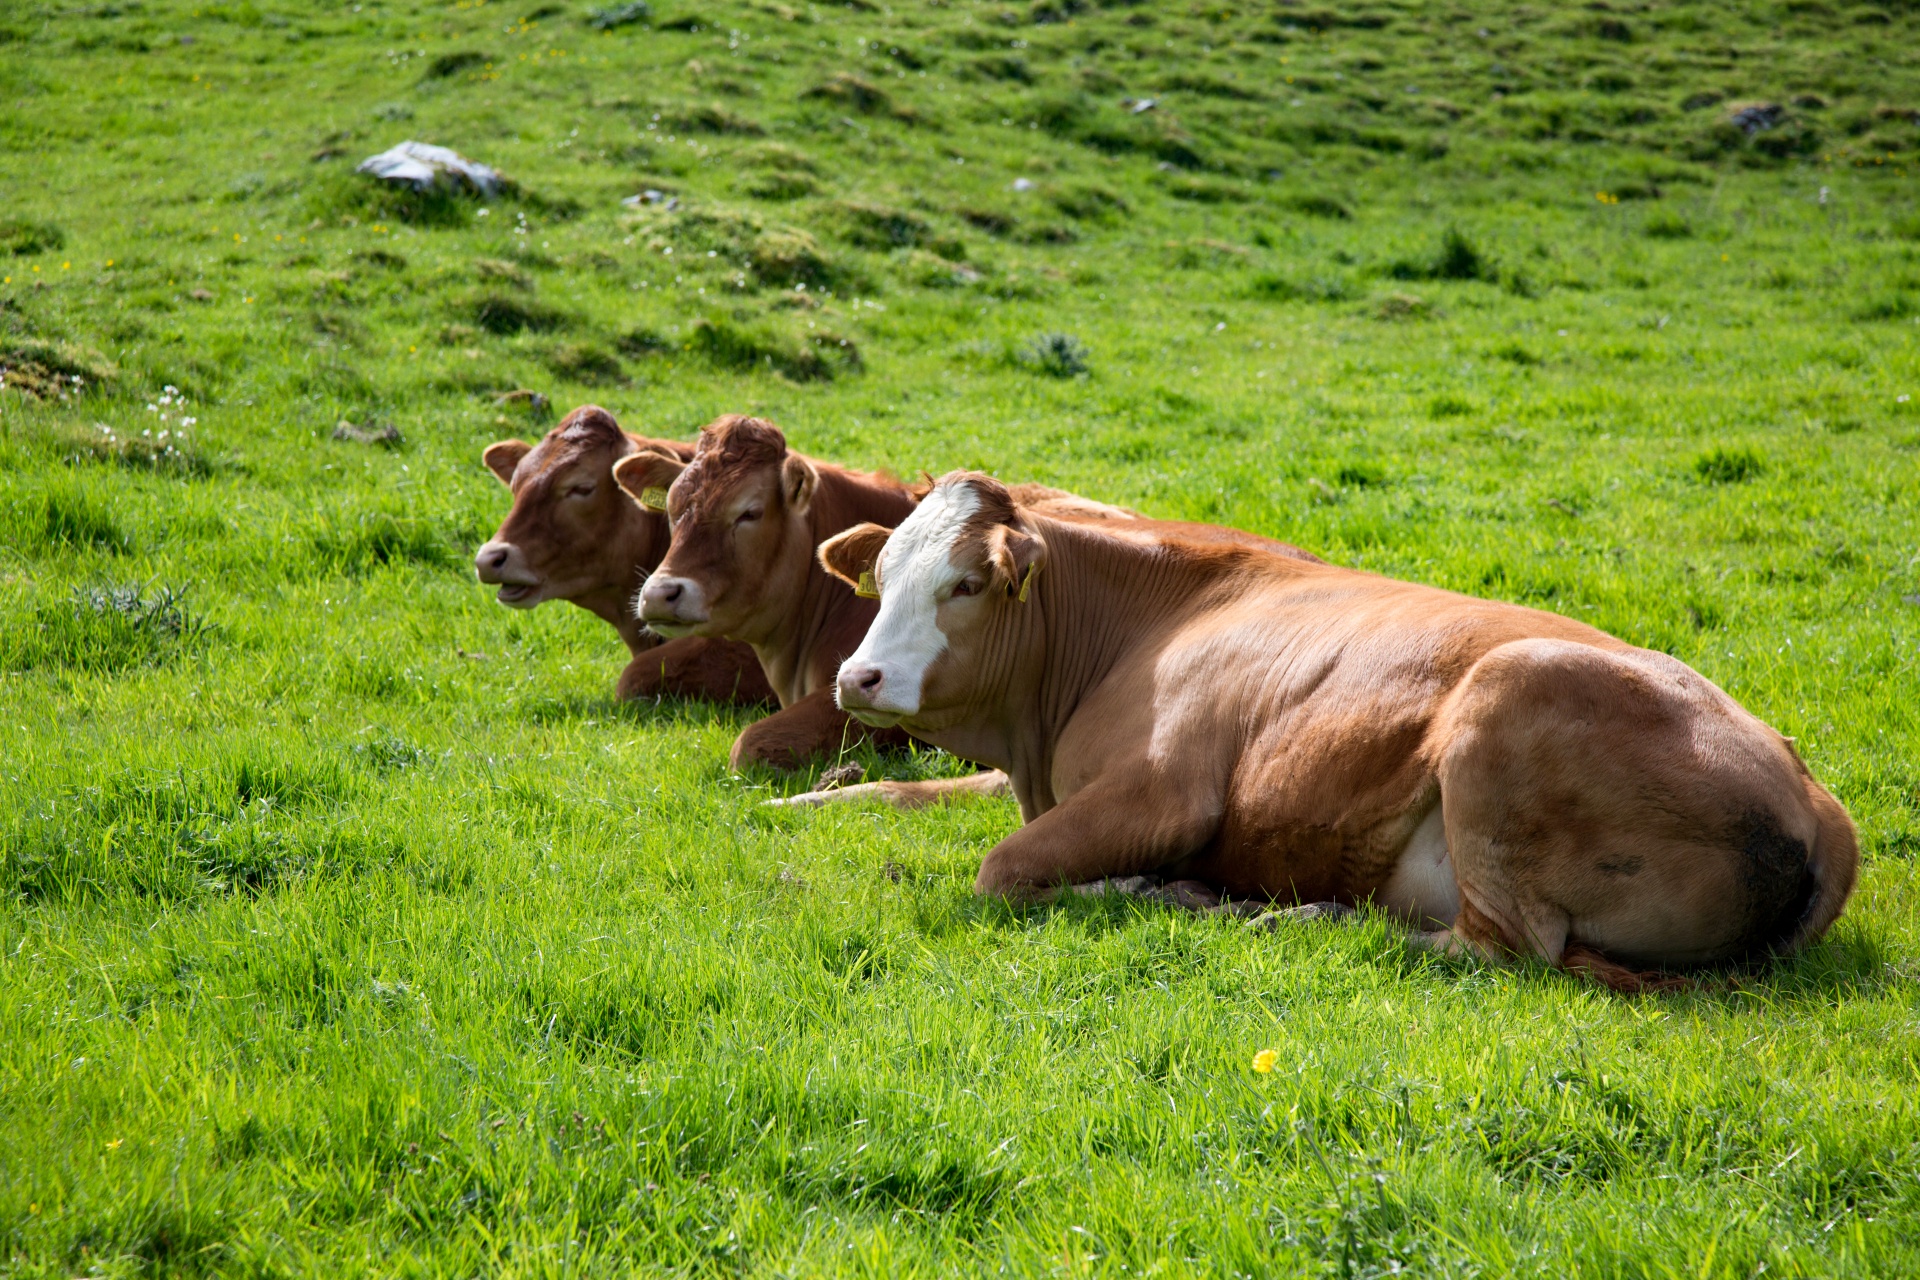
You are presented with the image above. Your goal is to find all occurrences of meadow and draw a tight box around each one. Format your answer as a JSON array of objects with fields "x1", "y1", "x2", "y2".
[{"x1": 3, "y1": 0, "x2": 1920, "y2": 1273}]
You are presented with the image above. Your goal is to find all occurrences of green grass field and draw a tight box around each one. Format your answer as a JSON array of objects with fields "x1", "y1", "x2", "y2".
[{"x1": 4, "y1": 0, "x2": 1920, "y2": 1273}]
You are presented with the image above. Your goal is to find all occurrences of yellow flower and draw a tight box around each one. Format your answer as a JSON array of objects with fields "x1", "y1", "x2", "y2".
[
  {"x1": 105, "y1": 1138, "x2": 123, "y2": 1150},
  {"x1": 1251, "y1": 1049, "x2": 1279, "y2": 1074}
]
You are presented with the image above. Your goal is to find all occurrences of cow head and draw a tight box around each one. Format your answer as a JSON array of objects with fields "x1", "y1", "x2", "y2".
[
  {"x1": 823, "y1": 472, "x2": 1045, "y2": 730},
  {"x1": 621, "y1": 415, "x2": 819, "y2": 642},
  {"x1": 473, "y1": 405, "x2": 671, "y2": 615}
]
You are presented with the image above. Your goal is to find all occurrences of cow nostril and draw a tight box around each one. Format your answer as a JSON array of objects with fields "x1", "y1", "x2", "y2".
[
  {"x1": 857, "y1": 667, "x2": 883, "y2": 693},
  {"x1": 484, "y1": 549, "x2": 509, "y2": 568},
  {"x1": 653, "y1": 580, "x2": 683, "y2": 603}
]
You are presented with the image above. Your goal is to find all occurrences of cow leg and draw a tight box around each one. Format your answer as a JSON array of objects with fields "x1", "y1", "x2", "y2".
[
  {"x1": 973, "y1": 771, "x2": 1222, "y2": 901},
  {"x1": 730, "y1": 688, "x2": 904, "y2": 772},
  {"x1": 618, "y1": 637, "x2": 775, "y2": 705}
]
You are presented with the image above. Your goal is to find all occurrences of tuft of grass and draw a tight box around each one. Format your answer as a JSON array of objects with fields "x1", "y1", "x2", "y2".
[
  {"x1": 0, "y1": 338, "x2": 116, "y2": 399},
  {"x1": 1390, "y1": 227, "x2": 1496, "y2": 282},
  {"x1": 2, "y1": 582, "x2": 210, "y2": 673},
  {"x1": 0, "y1": 217, "x2": 64, "y2": 256},
  {"x1": 1284, "y1": 192, "x2": 1355, "y2": 220},
  {"x1": 832, "y1": 201, "x2": 929, "y2": 250},
  {"x1": 686, "y1": 316, "x2": 842, "y2": 381},
  {"x1": 1645, "y1": 211, "x2": 1695, "y2": 239},
  {"x1": 422, "y1": 50, "x2": 489, "y2": 80},
  {"x1": 1014, "y1": 332, "x2": 1090, "y2": 377},
  {"x1": 545, "y1": 341, "x2": 626, "y2": 385},
  {"x1": 586, "y1": 1, "x2": 651, "y2": 30},
  {"x1": 1854, "y1": 292, "x2": 1916, "y2": 321},
  {"x1": 1693, "y1": 446, "x2": 1766, "y2": 484},
  {"x1": 1249, "y1": 272, "x2": 1353, "y2": 302},
  {"x1": 468, "y1": 292, "x2": 569, "y2": 335}
]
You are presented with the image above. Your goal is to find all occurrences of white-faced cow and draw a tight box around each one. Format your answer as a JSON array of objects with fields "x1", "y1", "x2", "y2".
[
  {"x1": 474, "y1": 405, "x2": 772, "y2": 705},
  {"x1": 617, "y1": 414, "x2": 1139, "y2": 775},
  {"x1": 820, "y1": 472, "x2": 1857, "y2": 990}
]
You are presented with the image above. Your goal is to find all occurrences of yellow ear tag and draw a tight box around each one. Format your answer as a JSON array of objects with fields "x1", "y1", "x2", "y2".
[
  {"x1": 1018, "y1": 563, "x2": 1038, "y2": 603},
  {"x1": 639, "y1": 487, "x2": 670, "y2": 510},
  {"x1": 855, "y1": 570, "x2": 880, "y2": 599}
]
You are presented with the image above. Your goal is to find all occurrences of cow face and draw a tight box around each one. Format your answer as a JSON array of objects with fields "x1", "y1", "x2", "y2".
[
  {"x1": 474, "y1": 405, "x2": 663, "y2": 609},
  {"x1": 824, "y1": 473, "x2": 1044, "y2": 729},
  {"x1": 622, "y1": 415, "x2": 818, "y2": 641}
]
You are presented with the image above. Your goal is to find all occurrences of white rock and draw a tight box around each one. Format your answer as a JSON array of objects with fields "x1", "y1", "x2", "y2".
[{"x1": 356, "y1": 141, "x2": 505, "y2": 197}]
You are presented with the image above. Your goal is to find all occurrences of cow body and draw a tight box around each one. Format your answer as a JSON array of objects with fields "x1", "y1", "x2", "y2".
[
  {"x1": 474, "y1": 405, "x2": 772, "y2": 705},
  {"x1": 824, "y1": 474, "x2": 1857, "y2": 987}
]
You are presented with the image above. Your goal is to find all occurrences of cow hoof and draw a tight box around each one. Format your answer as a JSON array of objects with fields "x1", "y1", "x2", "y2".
[{"x1": 1248, "y1": 901, "x2": 1355, "y2": 932}]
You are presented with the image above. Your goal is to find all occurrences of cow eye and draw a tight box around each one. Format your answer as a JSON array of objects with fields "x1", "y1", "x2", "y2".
[
  {"x1": 567, "y1": 484, "x2": 594, "y2": 498},
  {"x1": 950, "y1": 577, "x2": 980, "y2": 598},
  {"x1": 735, "y1": 506, "x2": 763, "y2": 524}
]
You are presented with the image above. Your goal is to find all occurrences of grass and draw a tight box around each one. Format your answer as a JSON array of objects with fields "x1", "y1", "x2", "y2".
[{"x1": 2, "y1": 0, "x2": 1919, "y2": 1274}]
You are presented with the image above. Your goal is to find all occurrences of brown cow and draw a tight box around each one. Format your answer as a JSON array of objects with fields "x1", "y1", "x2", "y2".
[
  {"x1": 819, "y1": 472, "x2": 1858, "y2": 990},
  {"x1": 615, "y1": 414, "x2": 1136, "y2": 773},
  {"x1": 610, "y1": 414, "x2": 924, "y2": 770},
  {"x1": 474, "y1": 405, "x2": 772, "y2": 704}
]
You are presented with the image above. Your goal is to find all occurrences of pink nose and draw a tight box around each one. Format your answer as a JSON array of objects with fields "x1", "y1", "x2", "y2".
[{"x1": 838, "y1": 664, "x2": 884, "y2": 706}]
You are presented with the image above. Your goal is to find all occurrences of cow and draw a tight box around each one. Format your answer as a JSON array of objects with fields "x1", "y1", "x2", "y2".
[
  {"x1": 473, "y1": 405, "x2": 772, "y2": 705},
  {"x1": 614, "y1": 414, "x2": 1136, "y2": 774},
  {"x1": 818, "y1": 471, "x2": 1858, "y2": 991}
]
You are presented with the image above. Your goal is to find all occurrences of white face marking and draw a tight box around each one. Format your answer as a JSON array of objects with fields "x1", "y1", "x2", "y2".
[{"x1": 837, "y1": 482, "x2": 980, "y2": 717}]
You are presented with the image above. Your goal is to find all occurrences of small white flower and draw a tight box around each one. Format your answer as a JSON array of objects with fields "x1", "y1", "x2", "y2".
[
  {"x1": 1901, "y1": 395, "x2": 1912, "y2": 403},
  {"x1": 181, "y1": 417, "x2": 196, "y2": 427},
  {"x1": 164, "y1": 384, "x2": 179, "y2": 394},
  {"x1": 147, "y1": 402, "x2": 158, "y2": 412}
]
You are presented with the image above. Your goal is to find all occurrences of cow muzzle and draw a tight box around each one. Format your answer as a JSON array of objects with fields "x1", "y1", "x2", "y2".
[
  {"x1": 637, "y1": 574, "x2": 711, "y2": 634},
  {"x1": 834, "y1": 662, "x2": 916, "y2": 725},
  {"x1": 475, "y1": 540, "x2": 542, "y2": 605}
]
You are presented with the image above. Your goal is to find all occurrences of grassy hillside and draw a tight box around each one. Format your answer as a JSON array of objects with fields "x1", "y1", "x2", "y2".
[{"x1": 3, "y1": 0, "x2": 1920, "y2": 1274}]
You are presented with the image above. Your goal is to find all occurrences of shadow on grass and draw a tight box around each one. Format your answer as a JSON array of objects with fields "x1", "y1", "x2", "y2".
[
  {"x1": 518, "y1": 691, "x2": 764, "y2": 732},
  {"x1": 949, "y1": 887, "x2": 1896, "y2": 1007}
]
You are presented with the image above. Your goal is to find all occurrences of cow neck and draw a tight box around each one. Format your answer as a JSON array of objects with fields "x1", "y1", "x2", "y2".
[
  {"x1": 747, "y1": 464, "x2": 916, "y2": 707},
  {"x1": 576, "y1": 580, "x2": 659, "y2": 656},
  {"x1": 998, "y1": 514, "x2": 1244, "y2": 813},
  {"x1": 578, "y1": 438, "x2": 664, "y2": 657}
]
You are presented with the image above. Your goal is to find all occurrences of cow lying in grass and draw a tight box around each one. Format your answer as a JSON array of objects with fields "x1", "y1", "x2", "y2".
[
  {"x1": 616, "y1": 414, "x2": 1131, "y2": 775},
  {"x1": 819, "y1": 472, "x2": 1858, "y2": 990},
  {"x1": 474, "y1": 405, "x2": 772, "y2": 705}
]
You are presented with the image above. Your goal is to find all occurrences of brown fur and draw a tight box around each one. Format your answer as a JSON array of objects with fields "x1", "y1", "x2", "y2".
[
  {"x1": 826, "y1": 472, "x2": 1859, "y2": 990},
  {"x1": 475, "y1": 405, "x2": 772, "y2": 705}
]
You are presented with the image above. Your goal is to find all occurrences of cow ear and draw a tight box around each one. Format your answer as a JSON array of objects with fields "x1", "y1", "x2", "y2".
[
  {"x1": 991, "y1": 525, "x2": 1048, "y2": 602},
  {"x1": 818, "y1": 523, "x2": 893, "y2": 595},
  {"x1": 483, "y1": 440, "x2": 532, "y2": 486},
  {"x1": 612, "y1": 449, "x2": 686, "y2": 512},
  {"x1": 783, "y1": 453, "x2": 818, "y2": 513}
]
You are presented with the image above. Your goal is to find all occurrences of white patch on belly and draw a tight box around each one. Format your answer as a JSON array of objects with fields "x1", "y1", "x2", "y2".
[{"x1": 1376, "y1": 805, "x2": 1458, "y2": 929}]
